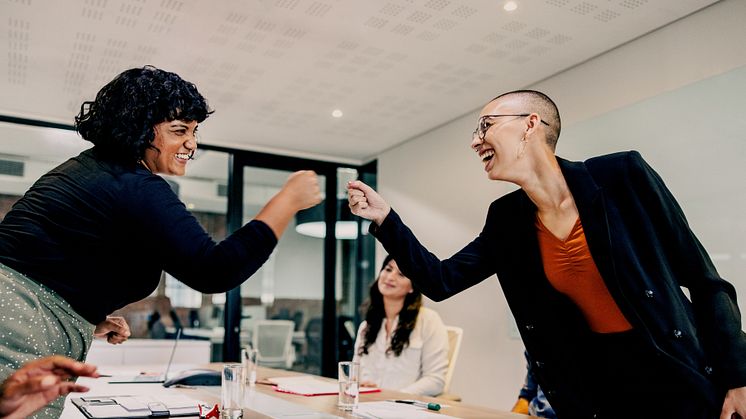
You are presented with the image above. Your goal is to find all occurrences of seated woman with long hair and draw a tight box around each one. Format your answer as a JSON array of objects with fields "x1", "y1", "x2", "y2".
[{"x1": 352, "y1": 255, "x2": 449, "y2": 396}]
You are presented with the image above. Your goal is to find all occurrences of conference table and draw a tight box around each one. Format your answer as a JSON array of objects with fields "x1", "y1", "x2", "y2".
[{"x1": 61, "y1": 363, "x2": 531, "y2": 418}]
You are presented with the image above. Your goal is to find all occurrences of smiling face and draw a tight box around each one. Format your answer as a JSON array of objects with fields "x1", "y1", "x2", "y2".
[
  {"x1": 470, "y1": 98, "x2": 529, "y2": 181},
  {"x1": 377, "y1": 259, "x2": 413, "y2": 300},
  {"x1": 142, "y1": 119, "x2": 198, "y2": 176}
]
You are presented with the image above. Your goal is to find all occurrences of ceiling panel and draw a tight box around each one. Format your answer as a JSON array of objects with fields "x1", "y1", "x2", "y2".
[{"x1": 0, "y1": 0, "x2": 718, "y2": 163}]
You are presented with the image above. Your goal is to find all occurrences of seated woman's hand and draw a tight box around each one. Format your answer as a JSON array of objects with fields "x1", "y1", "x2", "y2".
[
  {"x1": 0, "y1": 355, "x2": 99, "y2": 419},
  {"x1": 94, "y1": 315, "x2": 131, "y2": 344},
  {"x1": 360, "y1": 381, "x2": 378, "y2": 388}
]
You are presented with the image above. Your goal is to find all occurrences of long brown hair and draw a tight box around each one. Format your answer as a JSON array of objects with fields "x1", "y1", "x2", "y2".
[{"x1": 358, "y1": 255, "x2": 422, "y2": 357}]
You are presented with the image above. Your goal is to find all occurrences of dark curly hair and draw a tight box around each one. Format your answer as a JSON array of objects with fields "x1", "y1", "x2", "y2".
[
  {"x1": 358, "y1": 255, "x2": 423, "y2": 357},
  {"x1": 75, "y1": 65, "x2": 212, "y2": 165}
]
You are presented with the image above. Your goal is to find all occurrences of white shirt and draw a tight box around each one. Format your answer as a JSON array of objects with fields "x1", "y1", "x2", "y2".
[{"x1": 352, "y1": 307, "x2": 449, "y2": 396}]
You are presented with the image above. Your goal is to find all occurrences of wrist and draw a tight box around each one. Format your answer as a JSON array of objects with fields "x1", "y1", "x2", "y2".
[{"x1": 374, "y1": 206, "x2": 391, "y2": 226}]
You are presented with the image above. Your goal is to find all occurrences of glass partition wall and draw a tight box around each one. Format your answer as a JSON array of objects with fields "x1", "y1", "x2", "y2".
[{"x1": 0, "y1": 118, "x2": 376, "y2": 378}]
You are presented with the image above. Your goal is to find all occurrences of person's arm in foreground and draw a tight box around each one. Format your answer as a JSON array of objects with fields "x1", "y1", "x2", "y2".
[
  {"x1": 0, "y1": 355, "x2": 99, "y2": 419},
  {"x1": 347, "y1": 180, "x2": 495, "y2": 301},
  {"x1": 93, "y1": 315, "x2": 131, "y2": 344}
]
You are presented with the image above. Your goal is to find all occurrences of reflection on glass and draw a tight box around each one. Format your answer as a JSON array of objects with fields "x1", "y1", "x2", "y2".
[{"x1": 242, "y1": 167, "x2": 326, "y2": 373}]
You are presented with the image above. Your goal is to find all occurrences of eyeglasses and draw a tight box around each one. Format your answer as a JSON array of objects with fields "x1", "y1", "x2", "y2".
[{"x1": 472, "y1": 114, "x2": 550, "y2": 141}]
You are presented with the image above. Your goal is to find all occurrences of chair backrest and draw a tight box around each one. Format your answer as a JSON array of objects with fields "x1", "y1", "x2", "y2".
[
  {"x1": 252, "y1": 320, "x2": 295, "y2": 369},
  {"x1": 443, "y1": 325, "x2": 463, "y2": 394}
]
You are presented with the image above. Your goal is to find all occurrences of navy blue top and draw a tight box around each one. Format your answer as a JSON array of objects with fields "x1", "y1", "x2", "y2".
[{"x1": 0, "y1": 148, "x2": 277, "y2": 324}]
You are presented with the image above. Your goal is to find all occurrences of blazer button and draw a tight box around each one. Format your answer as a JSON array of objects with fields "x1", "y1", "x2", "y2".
[
  {"x1": 534, "y1": 360, "x2": 545, "y2": 368},
  {"x1": 524, "y1": 324, "x2": 535, "y2": 331},
  {"x1": 644, "y1": 289, "x2": 654, "y2": 298},
  {"x1": 672, "y1": 329, "x2": 683, "y2": 339},
  {"x1": 705, "y1": 366, "x2": 713, "y2": 375}
]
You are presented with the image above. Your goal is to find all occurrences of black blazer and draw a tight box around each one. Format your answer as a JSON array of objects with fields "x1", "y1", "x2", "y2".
[{"x1": 372, "y1": 151, "x2": 746, "y2": 417}]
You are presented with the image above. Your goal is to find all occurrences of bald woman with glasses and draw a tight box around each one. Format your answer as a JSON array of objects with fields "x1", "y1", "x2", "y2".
[{"x1": 348, "y1": 90, "x2": 746, "y2": 419}]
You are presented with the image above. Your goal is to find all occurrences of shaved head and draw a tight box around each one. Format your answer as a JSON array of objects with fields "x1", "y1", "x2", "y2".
[{"x1": 491, "y1": 90, "x2": 561, "y2": 149}]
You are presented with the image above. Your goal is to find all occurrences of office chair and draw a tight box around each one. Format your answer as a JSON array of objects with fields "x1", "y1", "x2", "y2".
[
  {"x1": 437, "y1": 325, "x2": 464, "y2": 401},
  {"x1": 252, "y1": 320, "x2": 295, "y2": 369}
]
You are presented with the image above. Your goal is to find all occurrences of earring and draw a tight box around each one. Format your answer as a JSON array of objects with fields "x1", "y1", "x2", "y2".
[{"x1": 517, "y1": 136, "x2": 527, "y2": 159}]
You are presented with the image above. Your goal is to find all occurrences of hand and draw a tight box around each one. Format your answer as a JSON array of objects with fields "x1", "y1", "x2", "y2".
[
  {"x1": 280, "y1": 170, "x2": 322, "y2": 212},
  {"x1": 94, "y1": 316, "x2": 131, "y2": 344},
  {"x1": 347, "y1": 180, "x2": 390, "y2": 226},
  {"x1": 0, "y1": 355, "x2": 98, "y2": 419},
  {"x1": 510, "y1": 397, "x2": 530, "y2": 414},
  {"x1": 360, "y1": 381, "x2": 378, "y2": 388},
  {"x1": 721, "y1": 386, "x2": 746, "y2": 419}
]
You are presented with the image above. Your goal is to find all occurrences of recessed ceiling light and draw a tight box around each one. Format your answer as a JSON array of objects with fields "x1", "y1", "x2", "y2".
[
  {"x1": 332, "y1": 109, "x2": 343, "y2": 118},
  {"x1": 504, "y1": 1, "x2": 518, "y2": 12}
]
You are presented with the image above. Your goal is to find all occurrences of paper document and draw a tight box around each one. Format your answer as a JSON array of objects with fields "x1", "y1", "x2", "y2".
[{"x1": 268, "y1": 376, "x2": 380, "y2": 396}]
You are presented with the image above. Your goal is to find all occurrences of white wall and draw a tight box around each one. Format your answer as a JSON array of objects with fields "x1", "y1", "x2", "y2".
[{"x1": 377, "y1": 0, "x2": 746, "y2": 410}]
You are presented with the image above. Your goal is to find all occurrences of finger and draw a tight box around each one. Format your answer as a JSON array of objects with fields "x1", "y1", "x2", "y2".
[
  {"x1": 348, "y1": 180, "x2": 376, "y2": 195},
  {"x1": 3, "y1": 374, "x2": 59, "y2": 399},
  {"x1": 348, "y1": 195, "x2": 366, "y2": 206},
  {"x1": 44, "y1": 356, "x2": 99, "y2": 378},
  {"x1": 58, "y1": 381, "x2": 90, "y2": 396}
]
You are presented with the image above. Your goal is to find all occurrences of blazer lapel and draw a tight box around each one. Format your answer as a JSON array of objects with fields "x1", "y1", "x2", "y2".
[{"x1": 557, "y1": 157, "x2": 618, "y2": 288}]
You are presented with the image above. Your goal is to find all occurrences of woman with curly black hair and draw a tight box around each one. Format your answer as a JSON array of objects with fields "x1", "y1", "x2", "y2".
[
  {"x1": 352, "y1": 255, "x2": 449, "y2": 396},
  {"x1": 0, "y1": 66, "x2": 321, "y2": 418}
]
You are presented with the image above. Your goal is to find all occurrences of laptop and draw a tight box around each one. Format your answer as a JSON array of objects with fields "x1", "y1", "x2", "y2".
[{"x1": 108, "y1": 329, "x2": 181, "y2": 384}]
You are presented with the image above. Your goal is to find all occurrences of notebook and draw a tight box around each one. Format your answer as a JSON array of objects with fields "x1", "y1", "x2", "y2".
[
  {"x1": 268, "y1": 376, "x2": 380, "y2": 396},
  {"x1": 108, "y1": 329, "x2": 181, "y2": 384}
]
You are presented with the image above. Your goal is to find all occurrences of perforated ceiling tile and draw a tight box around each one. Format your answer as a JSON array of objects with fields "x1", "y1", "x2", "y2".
[
  {"x1": 81, "y1": 0, "x2": 106, "y2": 21},
  {"x1": 407, "y1": 10, "x2": 432, "y2": 23},
  {"x1": 483, "y1": 32, "x2": 507, "y2": 43},
  {"x1": 275, "y1": 0, "x2": 301, "y2": 10},
  {"x1": 7, "y1": 18, "x2": 30, "y2": 86},
  {"x1": 547, "y1": 34, "x2": 573, "y2": 45},
  {"x1": 254, "y1": 20, "x2": 276, "y2": 33},
  {"x1": 620, "y1": 0, "x2": 648, "y2": 9},
  {"x1": 364, "y1": 16, "x2": 388, "y2": 29},
  {"x1": 283, "y1": 28, "x2": 307, "y2": 39},
  {"x1": 379, "y1": 3, "x2": 406, "y2": 17},
  {"x1": 502, "y1": 21, "x2": 527, "y2": 33},
  {"x1": 391, "y1": 24, "x2": 415, "y2": 36},
  {"x1": 423, "y1": 0, "x2": 450, "y2": 11},
  {"x1": 432, "y1": 18, "x2": 457, "y2": 31},
  {"x1": 525, "y1": 28, "x2": 551, "y2": 39},
  {"x1": 570, "y1": 2, "x2": 599, "y2": 15},
  {"x1": 450, "y1": 5, "x2": 477, "y2": 19},
  {"x1": 305, "y1": 2, "x2": 333, "y2": 17},
  {"x1": 545, "y1": 0, "x2": 571, "y2": 7},
  {"x1": 595, "y1": 9, "x2": 621, "y2": 22}
]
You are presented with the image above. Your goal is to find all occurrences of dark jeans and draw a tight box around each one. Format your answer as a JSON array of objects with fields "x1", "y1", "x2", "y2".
[{"x1": 587, "y1": 329, "x2": 720, "y2": 419}]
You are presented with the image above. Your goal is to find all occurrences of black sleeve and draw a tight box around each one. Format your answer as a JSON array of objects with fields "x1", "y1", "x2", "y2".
[
  {"x1": 626, "y1": 151, "x2": 746, "y2": 389},
  {"x1": 126, "y1": 175, "x2": 277, "y2": 293},
  {"x1": 370, "y1": 208, "x2": 496, "y2": 301}
]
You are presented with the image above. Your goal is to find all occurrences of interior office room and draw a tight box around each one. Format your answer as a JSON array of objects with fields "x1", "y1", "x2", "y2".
[{"x1": 1, "y1": 0, "x2": 745, "y2": 415}]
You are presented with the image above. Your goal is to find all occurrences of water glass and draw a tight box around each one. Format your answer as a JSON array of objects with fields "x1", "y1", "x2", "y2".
[
  {"x1": 337, "y1": 361, "x2": 359, "y2": 411},
  {"x1": 221, "y1": 363, "x2": 244, "y2": 419},
  {"x1": 241, "y1": 347, "x2": 258, "y2": 387}
]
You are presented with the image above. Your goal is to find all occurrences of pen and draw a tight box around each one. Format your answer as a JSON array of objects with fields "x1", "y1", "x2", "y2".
[{"x1": 392, "y1": 399, "x2": 441, "y2": 411}]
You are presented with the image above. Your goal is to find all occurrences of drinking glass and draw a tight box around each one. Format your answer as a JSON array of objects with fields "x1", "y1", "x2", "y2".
[
  {"x1": 221, "y1": 363, "x2": 244, "y2": 419},
  {"x1": 337, "y1": 361, "x2": 359, "y2": 411}
]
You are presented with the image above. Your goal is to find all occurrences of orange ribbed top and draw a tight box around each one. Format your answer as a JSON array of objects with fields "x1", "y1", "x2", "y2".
[{"x1": 536, "y1": 215, "x2": 632, "y2": 333}]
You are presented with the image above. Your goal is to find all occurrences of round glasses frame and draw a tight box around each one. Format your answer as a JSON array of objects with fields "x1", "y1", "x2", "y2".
[{"x1": 472, "y1": 113, "x2": 549, "y2": 141}]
